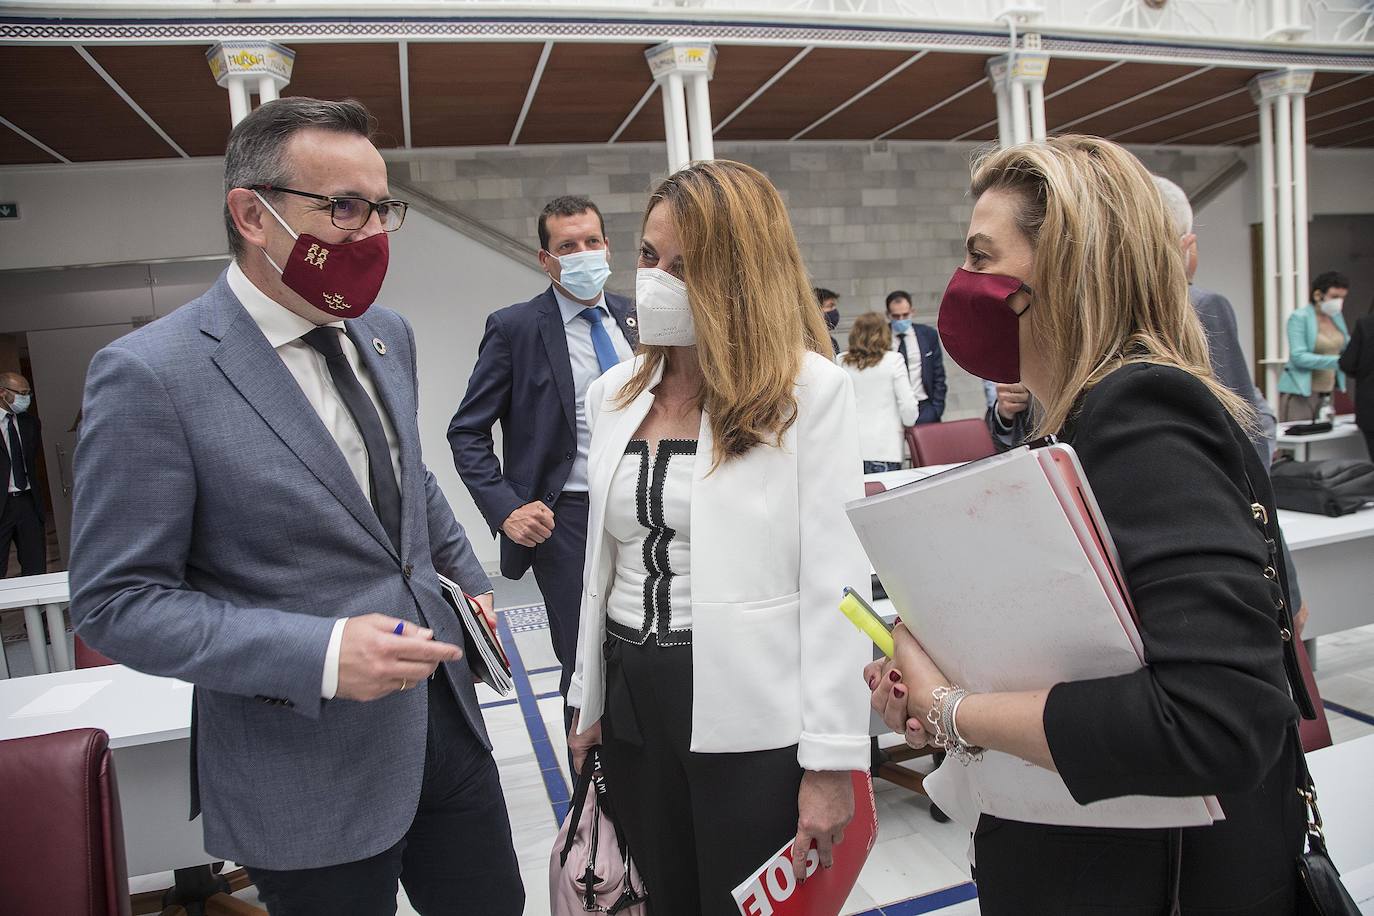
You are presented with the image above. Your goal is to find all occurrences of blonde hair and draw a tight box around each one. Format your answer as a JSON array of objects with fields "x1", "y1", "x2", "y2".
[
  {"x1": 618, "y1": 160, "x2": 832, "y2": 466},
  {"x1": 843, "y1": 312, "x2": 893, "y2": 370},
  {"x1": 969, "y1": 135, "x2": 1254, "y2": 437}
]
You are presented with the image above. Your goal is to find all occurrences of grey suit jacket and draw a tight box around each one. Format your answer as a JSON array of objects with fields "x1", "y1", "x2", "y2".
[{"x1": 69, "y1": 272, "x2": 493, "y2": 870}]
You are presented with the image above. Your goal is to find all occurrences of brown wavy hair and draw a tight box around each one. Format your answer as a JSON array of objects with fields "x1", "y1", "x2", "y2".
[
  {"x1": 617, "y1": 160, "x2": 832, "y2": 466},
  {"x1": 842, "y1": 312, "x2": 893, "y2": 370},
  {"x1": 969, "y1": 135, "x2": 1254, "y2": 436}
]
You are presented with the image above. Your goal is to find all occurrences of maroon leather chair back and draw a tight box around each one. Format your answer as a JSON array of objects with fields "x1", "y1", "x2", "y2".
[
  {"x1": 1333, "y1": 388, "x2": 1355, "y2": 417},
  {"x1": 906, "y1": 419, "x2": 997, "y2": 467},
  {"x1": 1294, "y1": 637, "x2": 1333, "y2": 753},
  {"x1": 74, "y1": 635, "x2": 116, "y2": 669},
  {"x1": 863, "y1": 481, "x2": 887, "y2": 497},
  {"x1": 0, "y1": 728, "x2": 131, "y2": 916}
]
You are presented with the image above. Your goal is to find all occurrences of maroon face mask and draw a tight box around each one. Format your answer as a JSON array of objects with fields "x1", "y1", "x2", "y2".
[
  {"x1": 936, "y1": 267, "x2": 1032, "y2": 384},
  {"x1": 256, "y1": 192, "x2": 388, "y2": 320}
]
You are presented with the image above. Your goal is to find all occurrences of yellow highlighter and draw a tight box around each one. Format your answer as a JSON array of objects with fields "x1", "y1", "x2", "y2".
[{"x1": 840, "y1": 586, "x2": 895, "y2": 658}]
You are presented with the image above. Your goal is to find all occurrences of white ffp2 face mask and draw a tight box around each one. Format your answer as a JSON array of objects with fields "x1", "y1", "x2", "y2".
[
  {"x1": 1320, "y1": 297, "x2": 1344, "y2": 317},
  {"x1": 635, "y1": 268, "x2": 696, "y2": 346}
]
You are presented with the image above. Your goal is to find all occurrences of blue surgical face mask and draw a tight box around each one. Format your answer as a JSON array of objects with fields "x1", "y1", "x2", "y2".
[
  {"x1": 9, "y1": 394, "x2": 30, "y2": 414},
  {"x1": 549, "y1": 249, "x2": 611, "y2": 301},
  {"x1": 890, "y1": 318, "x2": 913, "y2": 335}
]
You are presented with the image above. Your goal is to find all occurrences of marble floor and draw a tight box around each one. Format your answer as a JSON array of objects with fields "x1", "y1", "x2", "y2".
[{"x1": 11, "y1": 572, "x2": 1370, "y2": 916}]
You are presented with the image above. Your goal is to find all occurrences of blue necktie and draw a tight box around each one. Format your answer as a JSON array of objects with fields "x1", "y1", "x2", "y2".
[{"x1": 580, "y1": 307, "x2": 620, "y2": 375}]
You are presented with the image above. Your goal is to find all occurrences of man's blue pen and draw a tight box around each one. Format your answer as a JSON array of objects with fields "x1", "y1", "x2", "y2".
[{"x1": 393, "y1": 621, "x2": 405, "y2": 635}]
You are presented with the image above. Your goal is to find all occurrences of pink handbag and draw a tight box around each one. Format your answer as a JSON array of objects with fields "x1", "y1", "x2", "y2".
[{"x1": 549, "y1": 748, "x2": 648, "y2": 915}]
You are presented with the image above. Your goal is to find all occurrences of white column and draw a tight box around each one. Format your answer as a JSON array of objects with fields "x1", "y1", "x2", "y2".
[
  {"x1": 1009, "y1": 78, "x2": 1029, "y2": 144},
  {"x1": 1293, "y1": 91, "x2": 1309, "y2": 318},
  {"x1": 228, "y1": 76, "x2": 251, "y2": 126},
  {"x1": 994, "y1": 83, "x2": 1012, "y2": 148},
  {"x1": 686, "y1": 72, "x2": 715, "y2": 162},
  {"x1": 23, "y1": 604, "x2": 49, "y2": 675},
  {"x1": 258, "y1": 75, "x2": 280, "y2": 104},
  {"x1": 1259, "y1": 99, "x2": 1279, "y2": 404},
  {"x1": 661, "y1": 71, "x2": 690, "y2": 173},
  {"x1": 1028, "y1": 79, "x2": 1046, "y2": 142},
  {"x1": 45, "y1": 603, "x2": 71, "y2": 672},
  {"x1": 1276, "y1": 92, "x2": 1295, "y2": 332}
]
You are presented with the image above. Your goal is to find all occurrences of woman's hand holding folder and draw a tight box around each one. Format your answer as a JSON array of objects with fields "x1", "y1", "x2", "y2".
[{"x1": 864, "y1": 623, "x2": 1055, "y2": 772}]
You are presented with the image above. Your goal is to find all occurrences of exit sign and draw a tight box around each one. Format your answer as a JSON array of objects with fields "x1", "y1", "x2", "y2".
[{"x1": 0, "y1": 203, "x2": 18, "y2": 220}]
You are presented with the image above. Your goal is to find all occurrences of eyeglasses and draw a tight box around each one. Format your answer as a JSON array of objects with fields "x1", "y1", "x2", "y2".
[
  {"x1": 2, "y1": 386, "x2": 30, "y2": 397},
  {"x1": 250, "y1": 185, "x2": 409, "y2": 232}
]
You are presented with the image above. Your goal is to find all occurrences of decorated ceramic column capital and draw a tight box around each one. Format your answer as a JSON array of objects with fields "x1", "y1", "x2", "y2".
[{"x1": 207, "y1": 40, "x2": 296, "y2": 125}]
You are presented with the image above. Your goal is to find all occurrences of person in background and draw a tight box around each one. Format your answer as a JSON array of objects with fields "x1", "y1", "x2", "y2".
[
  {"x1": 567, "y1": 160, "x2": 871, "y2": 914},
  {"x1": 1152, "y1": 175, "x2": 1307, "y2": 636},
  {"x1": 985, "y1": 381, "x2": 1033, "y2": 452},
  {"x1": 1339, "y1": 304, "x2": 1374, "y2": 461},
  {"x1": 871, "y1": 136, "x2": 1308, "y2": 913},
  {"x1": 0, "y1": 370, "x2": 46, "y2": 577},
  {"x1": 885, "y1": 291, "x2": 947, "y2": 424},
  {"x1": 840, "y1": 312, "x2": 919, "y2": 473},
  {"x1": 815, "y1": 286, "x2": 841, "y2": 356},
  {"x1": 449, "y1": 196, "x2": 637, "y2": 719},
  {"x1": 1279, "y1": 270, "x2": 1349, "y2": 421},
  {"x1": 68, "y1": 98, "x2": 521, "y2": 915}
]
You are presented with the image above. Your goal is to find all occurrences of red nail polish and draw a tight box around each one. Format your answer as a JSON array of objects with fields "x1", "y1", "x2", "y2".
[
  {"x1": 888, "y1": 670, "x2": 901, "y2": 683},
  {"x1": 893, "y1": 685, "x2": 907, "y2": 699},
  {"x1": 867, "y1": 675, "x2": 878, "y2": 690}
]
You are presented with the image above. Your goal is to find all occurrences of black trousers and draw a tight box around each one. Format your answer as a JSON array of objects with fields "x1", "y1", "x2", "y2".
[
  {"x1": 245, "y1": 677, "x2": 524, "y2": 916},
  {"x1": 599, "y1": 635, "x2": 804, "y2": 916},
  {"x1": 0, "y1": 490, "x2": 45, "y2": 577},
  {"x1": 531, "y1": 491, "x2": 588, "y2": 706},
  {"x1": 1363, "y1": 429, "x2": 1374, "y2": 463}
]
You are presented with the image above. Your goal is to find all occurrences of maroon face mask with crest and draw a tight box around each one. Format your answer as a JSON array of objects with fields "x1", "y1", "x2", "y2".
[
  {"x1": 255, "y1": 192, "x2": 389, "y2": 320},
  {"x1": 936, "y1": 267, "x2": 1033, "y2": 384}
]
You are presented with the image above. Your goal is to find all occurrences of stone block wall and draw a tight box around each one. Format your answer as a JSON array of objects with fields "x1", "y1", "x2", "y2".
[{"x1": 395, "y1": 141, "x2": 1240, "y2": 421}]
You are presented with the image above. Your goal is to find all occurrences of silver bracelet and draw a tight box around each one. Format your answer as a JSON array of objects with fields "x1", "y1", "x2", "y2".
[{"x1": 928, "y1": 684, "x2": 984, "y2": 764}]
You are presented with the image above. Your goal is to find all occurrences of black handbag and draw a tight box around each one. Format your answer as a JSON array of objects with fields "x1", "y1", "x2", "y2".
[
  {"x1": 1270, "y1": 457, "x2": 1374, "y2": 517},
  {"x1": 1244, "y1": 475, "x2": 1360, "y2": 916}
]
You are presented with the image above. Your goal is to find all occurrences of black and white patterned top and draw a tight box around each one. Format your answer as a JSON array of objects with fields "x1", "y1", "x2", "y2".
[{"x1": 604, "y1": 438, "x2": 697, "y2": 646}]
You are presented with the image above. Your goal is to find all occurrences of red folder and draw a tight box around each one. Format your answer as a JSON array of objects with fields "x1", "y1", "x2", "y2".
[{"x1": 731, "y1": 771, "x2": 877, "y2": 916}]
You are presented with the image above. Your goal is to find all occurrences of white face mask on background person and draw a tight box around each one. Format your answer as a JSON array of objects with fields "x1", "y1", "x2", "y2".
[
  {"x1": 548, "y1": 249, "x2": 612, "y2": 301},
  {"x1": 1319, "y1": 297, "x2": 1344, "y2": 318},
  {"x1": 635, "y1": 268, "x2": 696, "y2": 347}
]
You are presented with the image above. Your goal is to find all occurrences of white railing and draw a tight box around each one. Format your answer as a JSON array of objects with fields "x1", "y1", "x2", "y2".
[{"x1": 6, "y1": 0, "x2": 1374, "y2": 46}]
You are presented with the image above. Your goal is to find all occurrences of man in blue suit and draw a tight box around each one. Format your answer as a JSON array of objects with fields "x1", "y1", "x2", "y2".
[
  {"x1": 69, "y1": 98, "x2": 522, "y2": 915},
  {"x1": 450, "y1": 196, "x2": 636, "y2": 712},
  {"x1": 885, "y1": 290, "x2": 947, "y2": 424}
]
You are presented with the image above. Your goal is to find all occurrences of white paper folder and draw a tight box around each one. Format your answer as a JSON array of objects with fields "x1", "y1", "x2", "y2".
[{"x1": 846, "y1": 443, "x2": 1223, "y2": 830}]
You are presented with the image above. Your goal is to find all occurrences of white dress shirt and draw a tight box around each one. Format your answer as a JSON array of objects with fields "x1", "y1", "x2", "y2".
[
  {"x1": 228, "y1": 262, "x2": 401, "y2": 700},
  {"x1": 552, "y1": 286, "x2": 633, "y2": 492},
  {"x1": 1, "y1": 410, "x2": 29, "y2": 493},
  {"x1": 891, "y1": 328, "x2": 928, "y2": 404}
]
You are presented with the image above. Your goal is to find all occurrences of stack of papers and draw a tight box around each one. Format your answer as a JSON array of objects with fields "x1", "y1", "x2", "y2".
[
  {"x1": 846, "y1": 443, "x2": 1223, "y2": 830},
  {"x1": 437, "y1": 574, "x2": 513, "y2": 697}
]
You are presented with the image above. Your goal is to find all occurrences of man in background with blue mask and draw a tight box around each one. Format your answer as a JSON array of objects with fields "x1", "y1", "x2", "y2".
[
  {"x1": 0, "y1": 370, "x2": 45, "y2": 577},
  {"x1": 450, "y1": 195, "x2": 636, "y2": 732},
  {"x1": 885, "y1": 290, "x2": 947, "y2": 425}
]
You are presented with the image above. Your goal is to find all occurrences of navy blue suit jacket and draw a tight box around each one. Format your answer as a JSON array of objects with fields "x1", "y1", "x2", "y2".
[
  {"x1": 913, "y1": 323, "x2": 947, "y2": 424},
  {"x1": 449, "y1": 286, "x2": 637, "y2": 579}
]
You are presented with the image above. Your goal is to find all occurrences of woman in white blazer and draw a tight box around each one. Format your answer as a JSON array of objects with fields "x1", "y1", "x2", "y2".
[
  {"x1": 565, "y1": 160, "x2": 873, "y2": 915},
  {"x1": 839, "y1": 311, "x2": 920, "y2": 473}
]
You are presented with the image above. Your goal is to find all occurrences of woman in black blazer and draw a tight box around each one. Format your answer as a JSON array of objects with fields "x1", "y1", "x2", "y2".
[
  {"x1": 1339, "y1": 308, "x2": 1374, "y2": 460},
  {"x1": 867, "y1": 136, "x2": 1310, "y2": 913}
]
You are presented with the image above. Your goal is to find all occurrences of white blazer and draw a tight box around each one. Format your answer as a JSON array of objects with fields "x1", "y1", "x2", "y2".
[
  {"x1": 568, "y1": 351, "x2": 873, "y2": 771},
  {"x1": 839, "y1": 350, "x2": 919, "y2": 463}
]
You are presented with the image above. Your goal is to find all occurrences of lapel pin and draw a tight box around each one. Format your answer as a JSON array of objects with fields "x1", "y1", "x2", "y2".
[
  {"x1": 625, "y1": 316, "x2": 637, "y2": 329},
  {"x1": 373, "y1": 337, "x2": 387, "y2": 356}
]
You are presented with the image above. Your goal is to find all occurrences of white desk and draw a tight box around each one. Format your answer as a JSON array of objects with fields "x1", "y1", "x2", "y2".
[
  {"x1": 862, "y1": 467, "x2": 1374, "y2": 641},
  {"x1": 1306, "y1": 734, "x2": 1374, "y2": 886},
  {"x1": 0, "y1": 664, "x2": 211, "y2": 875},
  {"x1": 0, "y1": 571, "x2": 72, "y2": 677},
  {"x1": 1277, "y1": 416, "x2": 1366, "y2": 463}
]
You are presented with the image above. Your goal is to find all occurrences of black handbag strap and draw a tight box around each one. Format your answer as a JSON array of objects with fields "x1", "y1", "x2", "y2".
[
  {"x1": 559, "y1": 748, "x2": 599, "y2": 867},
  {"x1": 1240, "y1": 466, "x2": 1316, "y2": 719}
]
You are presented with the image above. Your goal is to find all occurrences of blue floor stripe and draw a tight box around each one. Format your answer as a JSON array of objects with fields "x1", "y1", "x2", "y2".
[
  {"x1": 527, "y1": 665, "x2": 562, "y2": 675},
  {"x1": 1325, "y1": 699, "x2": 1374, "y2": 727},
  {"x1": 479, "y1": 697, "x2": 518, "y2": 710},
  {"x1": 866, "y1": 882, "x2": 978, "y2": 915},
  {"x1": 496, "y1": 608, "x2": 571, "y2": 826}
]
